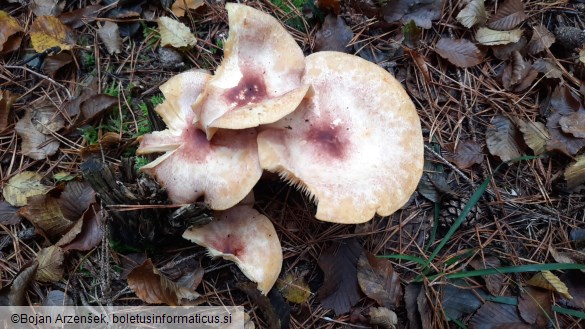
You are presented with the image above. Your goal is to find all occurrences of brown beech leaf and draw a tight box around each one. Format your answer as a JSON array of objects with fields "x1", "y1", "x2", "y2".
[
  {"x1": 0, "y1": 90, "x2": 18, "y2": 131},
  {"x1": 127, "y1": 258, "x2": 200, "y2": 305},
  {"x1": 469, "y1": 256, "x2": 505, "y2": 295},
  {"x1": 171, "y1": 0, "x2": 204, "y2": 17},
  {"x1": 0, "y1": 200, "x2": 20, "y2": 225},
  {"x1": 445, "y1": 140, "x2": 483, "y2": 169},
  {"x1": 58, "y1": 4, "x2": 102, "y2": 29},
  {"x1": 42, "y1": 52, "x2": 72, "y2": 77},
  {"x1": 357, "y1": 252, "x2": 402, "y2": 309},
  {"x1": 80, "y1": 94, "x2": 117, "y2": 122},
  {"x1": 501, "y1": 51, "x2": 537, "y2": 92},
  {"x1": 532, "y1": 58, "x2": 563, "y2": 79},
  {"x1": 31, "y1": 103, "x2": 65, "y2": 134},
  {"x1": 517, "y1": 119, "x2": 550, "y2": 155},
  {"x1": 0, "y1": 10, "x2": 23, "y2": 54},
  {"x1": 456, "y1": 0, "x2": 487, "y2": 28},
  {"x1": 560, "y1": 271, "x2": 585, "y2": 310},
  {"x1": 441, "y1": 280, "x2": 485, "y2": 320},
  {"x1": 404, "y1": 283, "x2": 423, "y2": 329},
  {"x1": 486, "y1": 115, "x2": 523, "y2": 162},
  {"x1": 0, "y1": 262, "x2": 39, "y2": 306},
  {"x1": 3, "y1": 171, "x2": 50, "y2": 207},
  {"x1": 469, "y1": 300, "x2": 530, "y2": 329},
  {"x1": 526, "y1": 271, "x2": 572, "y2": 300},
  {"x1": 435, "y1": 38, "x2": 484, "y2": 68},
  {"x1": 31, "y1": 0, "x2": 65, "y2": 16},
  {"x1": 546, "y1": 112, "x2": 585, "y2": 156},
  {"x1": 518, "y1": 286, "x2": 552, "y2": 327},
  {"x1": 316, "y1": 0, "x2": 341, "y2": 14},
  {"x1": 18, "y1": 194, "x2": 75, "y2": 238},
  {"x1": 57, "y1": 181, "x2": 95, "y2": 221},
  {"x1": 549, "y1": 246, "x2": 585, "y2": 266},
  {"x1": 486, "y1": 0, "x2": 526, "y2": 31},
  {"x1": 559, "y1": 110, "x2": 585, "y2": 138},
  {"x1": 60, "y1": 203, "x2": 104, "y2": 251},
  {"x1": 491, "y1": 37, "x2": 526, "y2": 60},
  {"x1": 35, "y1": 245, "x2": 64, "y2": 283},
  {"x1": 476, "y1": 27, "x2": 523, "y2": 46},
  {"x1": 315, "y1": 14, "x2": 353, "y2": 53},
  {"x1": 15, "y1": 109, "x2": 60, "y2": 160},
  {"x1": 98, "y1": 21, "x2": 122, "y2": 55},
  {"x1": 43, "y1": 290, "x2": 74, "y2": 306},
  {"x1": 381, "y1": 0, "x2": 443, "y2": 29},
  {"x1": 565, "y1": 155, "x2": 585, "y2": 190},
  {"x1": 549, "y1": 85, "x2": 581, "y2": 115},
  {"x1": 276, "y1": 272, "x2": 311, "y2": 304},
  {"x1": 369, "y1": 307, "x2": 398, "y2": 329},
  {"x1": 527, "y1": 25, "x2": 555, "y2": 55},
  {"x1": 318, "y1": 238, "x2": 363, "y2": 315},
  {"x1": 30, "y1": 15, "x2": 75, "y2": 53}
]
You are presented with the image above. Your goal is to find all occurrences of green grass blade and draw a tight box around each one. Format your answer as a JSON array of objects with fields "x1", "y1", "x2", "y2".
[
  {"x1": 552, "y1": 305, "x2": 585, "y2": 320},
  {"x1": 424, "y1": 263, "x2": 585, "y2": 281}
]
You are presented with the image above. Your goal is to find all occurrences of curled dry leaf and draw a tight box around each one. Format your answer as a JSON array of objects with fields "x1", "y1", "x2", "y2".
[
  {"x1": 369, "y1": 307, "x2": 398, "y2": 329},
  {"x1": 171, "y1": 0, "x2": 204, "y2": 17},
  {"x1": 30, "y1": 15, "x2": 75, "y2": 53},
  {"x1": 357, "y1": 252, "x2": 402, "y2": 309},
  {"x1": 15, "y1": 109, "x2": 61, "y2": 161},
  {"x1": 560, "y1": 271, "x2": 585, "y2": 310},
  {"x1": 31, "y1": 0, "x2": 65, "y2": 16},
  {"x1": 518, "y1": 286, "x2": 552, "y2": 328},
  {"x1": 501, "y1": 51, "x2": 538, "y2": 92},
  {"x1": 491, "y1": 37, "x2": 526, "y2": 60},
  {"x1": 42, "y1": 52, "x2": 73, "y2": 77},
  {"x1": 476, "y1": 27, "x2": 523, "y2": 46},
  {"x1": 546, "y1": 112, "x2": 585, "y2": 156},
  {"x1": 314, "y1": 14, "x2": 353, "y2": 53},
  {"x1": 0, "y1": 10, "x2": 23, "y2": 54},
  {"x1": 35, "y1": 245, "x2": 64, "y2": 283},
  {"x1": 487, "y1": 0, "x2": 526, "y2": 30},
  {"x1": 435, "y1": 38, "x2": 484, "y2": 68},
  {"x1": 275, "y1": 272, "x2": 311, "y2": 304},
  {"x1": 456, "y1": 0, "x2": 486, "y2": 28},
  {"x1": 0, "y1": 262, "x2": 39, "y2": 306},
  {"x1": 469, "y1": 300, "x2": 530, "y2": 329},
  {"x1": 532, "y1": 58, "x2": 563, "y2": 79},
  {"x1": 59, "y1": 203, "x2": 104, "y2": 251},
  {"x1": 469, "y1": 256, "x2": 505, "y2": 295},
  {"x1": 0, "y1": 201, "x2": 20, "y2": 225},
  {"x1": 97, "y1": 21, "x2": 122, "y2": 55},
  {"x1": 516, "y1": 119, "x2": 550, "y2": 155},
  {"x1": 526, "y1": 270, "x2": 573, "y2": 300},
  {"x1": 381, "y1": 0, "x2": 443, "y2": 29},
  {"x1": 527, "y1": 25, "x2": 555, "y2": 55},
  {"x1": 127, "y1": 258, "x2": 200, "y2": 305},
  {"x1": 3, "y1": 171, "x2": 50, "y2": 207},
  {"x1": 31, "y1": 104, "x2": 65, "y2": 134},
  {"x1": 57, "y1": 181, "x2": 96, "y2": 220},
  {"x1": 58, "y1": 4, "x2": 102, "y2": 29},
  {"x1": 19, "y1": 194, "x2": 76, "y2": 237},
  {"x1": 564, "y1": 155, "x2": 585, "y2": 190},
  {"x1": 559, "y1": 110, "x2": 585, "y2": 138},
  {"x1": 157, "y1": 16, "x2": 197, "y2": 48},
  {"x1": 0, "y1": 90, "x2": 18, "y2": 131},
  {"x1": 486, "y1": 115, "x2": 523, "y2": 162},
  {"x1": 445, "y1": 140, "x2": 483, "y2": 169}
]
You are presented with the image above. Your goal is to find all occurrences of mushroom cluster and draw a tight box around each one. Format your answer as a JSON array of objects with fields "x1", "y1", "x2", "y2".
[{"x1": 138, "y1": 3, "x2": 423, "y2": 294}]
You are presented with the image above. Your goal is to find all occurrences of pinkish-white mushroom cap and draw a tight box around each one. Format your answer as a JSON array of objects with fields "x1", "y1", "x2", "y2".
[
  {"x1": 137, "y1": 71, "x2": 262, "y2": 210},
  {"x1": 257, "y1": 51, "x2": 424, "y2": 224},
  {"x1": 193, "y1": 3, "x2": 308, "y2": 138},
  {"x1": 182, "y1": 205, "x2": 282, "y2": 295}
]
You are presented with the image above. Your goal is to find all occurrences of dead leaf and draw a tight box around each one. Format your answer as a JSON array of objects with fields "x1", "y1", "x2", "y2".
[
  {"x1": 560, "y1": 271, "x2": 585, "y2": 310},
  {"x1": 237, "y1": 282, "x2": 284, "y2": 329},
  {"x1": 546, "y1": 112, "x2": 585, "y2": 156},
  {"x1": 0, "y1": 90, "x2": 18, "y2": 131},
  {"x1": 532, "y1": 58, "x2": 563, "y2": 79},
  {"x1": 0, "y1": 262, "x2": 39, "y2": 306},
  {"x1": 441, "y1": 280, "x2": 485, "y2": 320},
  {"x1": 3, "y1": 171, "x2": 50, "y2": 207},
  {"x1": 42, "y1": 52, "x2": 73, "y2": 77},
  {"x1": 469, "y1": 300, "x2": 530, "y2": 329},
  {"x1": 404, "y1": 283, "x2": 423, "y2": 329},
  {"x1": 486, "y1": 115, "x2": 523, "y2": 162},
  {"x1": 469, "y1": 256, "x2": 505, "y2": 295},
  {"x1": 486, "y1": 0, "x2": 526, "y2": 31},
  {"x1": 382, "y1": 0, "x2": 444, "y2": 29},
  {"x1": 527, "y1": 25, "x2": 555, "y2": 55},
  {"x1": 18, "y1": 194, "x2": 76, "y2": 237},
  {"x1": 60, "y1": 203, "x2": 104, "y2": 251},
  {"x1": 518, "y1": 286, "x2": 552, "y2": 327},
  {"x1": 276, "y1": 272, "x2": 311, "y2": 304},
  {"x1": 35, "y1": 245, "x2": 64, "y2": 283},
  {"x1": 564, "y1": 155, "x2": 585, "y2": 190},
  {"x1": 527, "y1": 270, "x2": 572, "y2": 300},
  {"x1": 157, "y1": 16, "x2": 197, "y2": 48},
  {"x1": 314, "y1": 14, "x2": 353, "y2": 53},
  {"x1": 58, "y1": 4, "x2": 102, "y2": 29},
  {"x1": 559, "y1": 110, "x2": 585, "y2": 138},
  {"x1": 97, "y1": 21, "x2": 122, "y2": 55},
  {"x1": 57, "y1": 181, "x2": 96, "y2": 221},
  {"x1": 491, "y1": 36, "x2": 527, "y2": 60},
  {"x1": 0, "y1": 10, "x2": 23, "y2": 54},
  {"x1": 127, "y1": 258, "x2": 200, "y2": 305},
  {"x1": 549, "y1": 85, "x2": 581, "y2": 115},
  {"x1": 31, "y1": 104, "x2": 65, "y2": 134},
  {"x1": 435, "y1": 38, "x2": 484, "y2": 68},
  {"x1": 476, "y1": 27, "x2": 523, "y2": 46},
  {"x1": 357, "y1": 252, "x2": 402, "y2": 309},
  {"x1": 417, "y1": 284, "x2": 432, "y2": 328},
  {"x1": 445, "y1": 140, "x2": 483, "y2": 169},
  {"x1": 549, "y1": 247, "x2": 585, "y2": 266},
  {"x1": 30, "y1": 15, "x2": 75, "y2": 53},
  {"x1": 317, "y1": 238, "x2": 363, "y2": 315},
  {"x1": 403, "y1": 20, "x2": 423, "y2": 48},
  {"x1": 31, "y1": 0, "x2": 64, "y2": 16},
  {"x1": 80, "y1": 94, "x2": 117, "y2": 122},
  {"x1": 43, "y1": 290, "x2": 74, "y2": 306},
  {"x1": 517, "y1": 119, "x2": 550, "y2": 155},
  {"x1": 171, "y1": 0, "x2": 204, "y2": 17},
  {"x1": 0, "y1": 200, "x2": 20, "y2": 225},
  {"x1": 456, "y1": 0, "x2": 486, "y2": 28},
  {"x1": 369, "y1": 307, "x2": 397, "y2": 329},
  {"x1": 316, "y1": 0, "x2": 341, "y2": 14}
]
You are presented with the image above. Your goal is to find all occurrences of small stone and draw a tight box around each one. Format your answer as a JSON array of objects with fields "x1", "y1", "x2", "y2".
[{"x1": 158, "y1": 47, "x2": 185, "y2": 70}]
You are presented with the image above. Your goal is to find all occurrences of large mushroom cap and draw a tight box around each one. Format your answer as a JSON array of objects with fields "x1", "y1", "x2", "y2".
[
  {"x1": 257, "y1": 51, "x2": 424, "y2": 224},
  {"x1": 137, "y1": 70, "x2": 262, "y2": 210},
  {"x1": 193, "y1": 3, "x2": 308, "y2": 138},
  {"x1": 182, "y1": 205, "x2": 282, "y2": 295}
]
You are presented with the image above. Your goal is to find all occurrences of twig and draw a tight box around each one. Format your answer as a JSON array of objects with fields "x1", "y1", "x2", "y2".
[{"x1": 4, "y1": 65, "x2": 72, "y2": 99}]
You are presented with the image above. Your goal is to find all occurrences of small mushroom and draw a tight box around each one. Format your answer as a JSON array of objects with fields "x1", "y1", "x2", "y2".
[
  {"x1": 137, "y1": 70, "x2": 262, "y2": 210},
  {"x1": 257, "y1": 51, "x2": 424, "y2": 223},
  {"x1": 193, "y1": 3, "x2": 309, "y2": 138},
  {"x1": 182, "y1": 205, "x2": 282, "y2": 295}
]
